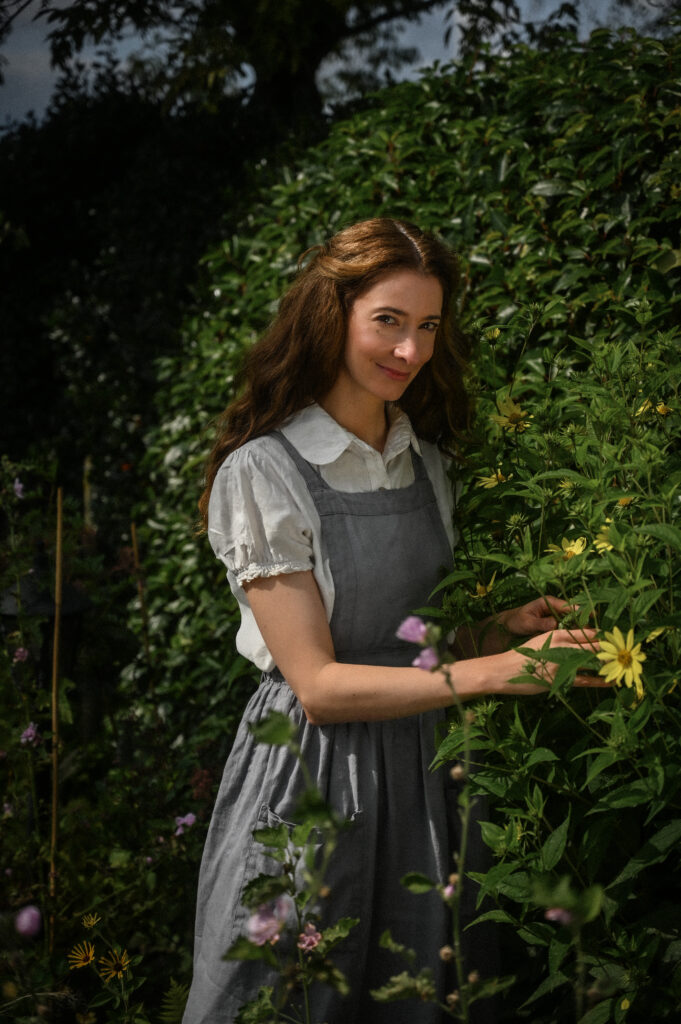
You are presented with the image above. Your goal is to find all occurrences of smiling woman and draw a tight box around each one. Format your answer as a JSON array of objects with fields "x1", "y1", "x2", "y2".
[{"x1": 183, "y1": 219, "x2": 603, "y2": 1024}]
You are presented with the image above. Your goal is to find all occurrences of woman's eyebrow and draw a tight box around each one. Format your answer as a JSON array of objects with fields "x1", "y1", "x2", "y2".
[{"x1": 373, "y1": 305, "x2": 442, "y2": 319}]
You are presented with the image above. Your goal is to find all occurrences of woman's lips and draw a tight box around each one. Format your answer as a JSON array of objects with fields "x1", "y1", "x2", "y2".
[{"x1": 377, "y1": 364, "x2": 410, "y2": 381}]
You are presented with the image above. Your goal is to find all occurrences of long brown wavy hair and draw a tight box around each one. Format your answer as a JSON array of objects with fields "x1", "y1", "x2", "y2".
[{"x1": 198, "y1": 218, "x2": 471, "y2": 527}]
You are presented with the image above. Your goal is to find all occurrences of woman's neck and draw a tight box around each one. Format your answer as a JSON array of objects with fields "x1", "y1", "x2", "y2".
[{"x1": 318, "y1": 389, "x2": 389, "y2": 452}]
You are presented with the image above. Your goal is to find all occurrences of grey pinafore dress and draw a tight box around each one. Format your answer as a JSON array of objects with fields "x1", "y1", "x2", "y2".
[{"x1": 183, "y1": 432, "x2": 488, "y2": 1024}]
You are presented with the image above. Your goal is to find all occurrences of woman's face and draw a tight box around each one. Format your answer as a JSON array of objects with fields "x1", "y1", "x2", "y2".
[{"x1": 338, "y1": 270, "x2": 443, "y2": 408}]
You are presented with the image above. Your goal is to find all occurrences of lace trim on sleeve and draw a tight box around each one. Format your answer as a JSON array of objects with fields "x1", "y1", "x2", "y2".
[{"x1": 235, "y1": 561, "x2": 311, "y2": 585}]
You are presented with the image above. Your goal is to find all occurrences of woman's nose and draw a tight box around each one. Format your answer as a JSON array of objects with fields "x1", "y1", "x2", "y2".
[{"x1": 394, "y1": 333, "x2": 422, "y2": 364}]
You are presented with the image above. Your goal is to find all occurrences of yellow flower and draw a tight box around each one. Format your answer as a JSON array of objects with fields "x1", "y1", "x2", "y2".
[
  {"x1": 490, "y1": 396, "x2": 532, "y2": 433},
  {"x1": 546, "y1": 537, "x2": 588, "y2": 560},
  {"x1": 81, "y1": 913, "x2": 101, "y2": 929},
  {"x1": 472, "y1": 572, "x2": 496, "y2": 598},
  {"x1": 558, "y1": 478, "x2": 575, "y2": 491},
  {"x1": 68, "y1": 941, "x2": 95, "y2": 970},
  {"x1": 656, "y1": 402, "x2": 672, "y2": 415},
  {"x1": 597, "y1": 627, "x2": 646, "y2": 700},
  {"x1": 635, "y1": 398, "x2": 652, "y2": 416},
  {"x1": 476, "y1": 469, "x2": 511, "y2": 489},
  {"x1": 646, "y1": 626, "x2": 666, "y2": 642},
  {"x1": 617, "y1": 496, "x2": 634, "y2": 507},
  {"x1": 594, "y1": 519, "x2": 613, "y2": 553},
  {"x1": 98, "y1": 948, "x2": 131, "y2": 983}
]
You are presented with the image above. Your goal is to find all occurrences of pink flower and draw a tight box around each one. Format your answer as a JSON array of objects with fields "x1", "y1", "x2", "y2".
[
  {"x1": 545, "y1": 907, "x2": 574, "y2": 926},
  {"x1": 13, "y1": 647, "x2": 29, "y2": 664},
  {"x1": 174, "y1": 812, "x2": 197, "y2": 836},
  {"x1": 443, "y1": 883, "x2": 456, "y2": 900},
  {"x1": 20, "y1": 723, "x2": 39, "y2": 746},
  {"x1": 297, "y1": 922, "x2": 322, "y2": 952},
  {"x1": 247, "y1": 896, "x2": 293, "y2": 946},
  {"x1": 412, "y1": 647, "x2": 439, "y2": 671},
  {"x1": 13, "y1": 478, "x2": 24, "y2": 499},
  {"x1": 15, "y1": 905, "x2": 41, "y2": 937},
  {"x1": 396, "y1": 616, "x2": 428, "y2": 644}
]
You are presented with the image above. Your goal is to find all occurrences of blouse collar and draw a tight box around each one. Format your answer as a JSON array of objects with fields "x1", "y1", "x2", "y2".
[{"x1": 280, "y1": 402, "x2": 422, "y2": 466}]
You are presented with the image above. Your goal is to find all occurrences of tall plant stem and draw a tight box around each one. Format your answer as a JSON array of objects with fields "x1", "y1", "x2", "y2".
[{"x1": 49, "y1": 487, "x2": 63, "y2": 953}]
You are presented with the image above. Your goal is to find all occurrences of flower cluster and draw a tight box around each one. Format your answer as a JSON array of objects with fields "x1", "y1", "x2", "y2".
[
  {"x1": 247, "y1": 896, "x2": 293, "y2": 946},
  {"x1": 20, "y1": 722, "x2": 39, "y2": 746},
  {"x1": 297, "y1": 922, "x2": 322, "y2": 952},
  {"x1": 396, "y1": 616, "x2": 441, "y2": 672},
  {"x1": 174, "y1": 812, "x2": 197, "y2": 836}
]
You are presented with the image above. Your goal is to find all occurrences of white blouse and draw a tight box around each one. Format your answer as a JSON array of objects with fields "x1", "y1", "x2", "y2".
[{"x1": 207, "y1": 403, "x2": 456, "y2": 671}]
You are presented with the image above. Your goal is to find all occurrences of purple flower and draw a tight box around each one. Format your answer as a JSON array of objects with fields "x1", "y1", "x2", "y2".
[
  {"x1": 412, "y1": 647, "x2": 439, "y2": 671},
  {"x1": 545, "y1": 907, "x2": 574, "y2": 926},
  {"x1": 13, "y1": 478, "x2": 24, "y2": 499},
  {"x1": 174, "y1": 812, "x2": 197, "y2": 836},
  {"x1": 297, "y1": 922, "x2": 322, "y2": 952},
  {"x1": 247, "y1": 896, "x2": 293, "y2": 947},
  {"x1": 15, "y1": 905, "x2": 42, "y2": 938},
  {"x1": 443, "y1": 883, "x2": 456, "y2": 900},
  {"x1": 13, "y1": 647, "x2": 29, "y2": 664},
  {"x1": 396, "y1": 616, "x2": 428, "y2": 644},
  {"x1": 20, "y1": 723, "x2": 39, "y2": 746}
]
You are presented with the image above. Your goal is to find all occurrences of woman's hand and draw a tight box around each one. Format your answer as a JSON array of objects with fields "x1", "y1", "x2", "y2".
[
  {"x1": 498, "y1": 595, "x2": 575, "y2": 638},
  {"x1": 489, "y1": 625, "x2": 605, "y2": 695}
]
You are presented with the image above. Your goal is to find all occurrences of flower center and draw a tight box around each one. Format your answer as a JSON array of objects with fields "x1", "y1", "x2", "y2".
[{"x1": 617, "y1": 650, "x2": 632, "y2": 668}]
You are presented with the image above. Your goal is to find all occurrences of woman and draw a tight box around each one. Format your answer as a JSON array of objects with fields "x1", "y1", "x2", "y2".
[{"x1": 183, "y1": 219, "x2": 602, "y2": 1023}]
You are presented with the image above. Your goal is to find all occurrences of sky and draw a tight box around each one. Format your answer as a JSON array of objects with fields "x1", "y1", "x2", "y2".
[{"x1": 0, "y1": 0, "x2": 629, "y2": 125}]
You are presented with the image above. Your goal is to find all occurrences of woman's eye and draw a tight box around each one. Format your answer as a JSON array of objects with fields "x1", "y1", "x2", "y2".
[
  {"x1": 376, "y1": 315, "x2": 396, "y2": 325},
  {"x1": 421, "y1": 321, "x2": 439, "y2": 332}
]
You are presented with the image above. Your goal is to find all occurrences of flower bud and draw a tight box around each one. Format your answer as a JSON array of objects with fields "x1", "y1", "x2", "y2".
[
  {"x1": 15, "y1": 905, "x2": 42, "y2": 938},
  {"x1": 439, "y1": 945, "x2": 455, "y2": 961},
  {"x1": 467, "y1": 970, "x2": 480, "y2": 984},
  {"x1": 446, "y1": 991, "x2": 460, "y2": 1007},
  {"x1": 450, "y1": 763, "x2": 466, "y2": 781}
]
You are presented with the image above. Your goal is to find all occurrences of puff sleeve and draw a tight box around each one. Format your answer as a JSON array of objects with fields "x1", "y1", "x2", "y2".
[{"x1": 207, "y1": 439, "x2": 315, "y2": 584}]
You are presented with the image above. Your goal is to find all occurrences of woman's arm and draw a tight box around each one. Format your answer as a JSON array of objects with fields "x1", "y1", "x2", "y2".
[{"x1": 244, "y1": 572, "x2": 604, "y2": 726}]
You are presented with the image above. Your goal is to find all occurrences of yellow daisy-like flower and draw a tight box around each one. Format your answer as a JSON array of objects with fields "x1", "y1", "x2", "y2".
[
  {"x1": 617, "y1": 497, "x2": 634, "y2": 507},
  {"x1": 635, "y1": 398, "x2": 653, "y2": 416},
  {"x1": 476, "y1": 469, "x2": 511, "y2": 489},
  {"x1": 81, "y1": 913, "x2": 101, "y2": 929},
  {"x1": 558, "y1": 478, "x2": 575, "y2": 491},
  {"x1": 472, "y1": 572, "x2": 496, "y2": 598},
  {"x1": 68, "y1": 941, "x2": 95, "y2": 970},
  {"x1": 656, "y1": 402, "x2": 672, "y2": 416},
  {"x1": 98, "y1": 948, "x2": 131, "y2": 983},
  {"x1": 490, "y1": 396, "x2": 532, "y2": 433},
  {"x1": 546, "y1": 537, "x2": 588, "y2": 560},
  {"x1": 594, "y1": 519, "x2": 613, "y2": 553},
  {"x1": 596, "y1": 627, "x2": 646, "y2": 700}
]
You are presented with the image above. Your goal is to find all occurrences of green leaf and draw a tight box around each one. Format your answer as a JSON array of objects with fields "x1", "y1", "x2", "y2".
[
  {"x1": 224, "y1": 936, "x2": 278, "y2": 967},
  {"x1": 400, "y1": 871, "x2": 435, "y2": 894},
  {"x1": 608, "y1": 819, "x2": 681, "y2": 888},
  {"x1": 159, "y1": 978, "x2": 189, "y2": 1024},
  {"x1": 252, "y1": 824, "x2": 289, "y2": 850},
  {"x1": 632, "y1": 522, "x2": 681, "y2": 553},
  {"x1": 578, "y1": 999, "x2": 614, "y2": 1024},
  {"x1": 541, "y1": 814, "x2": 570, "y2": 871},
  {"x1": 248, "y1": 711, "x2": 297, "y2": 746}
]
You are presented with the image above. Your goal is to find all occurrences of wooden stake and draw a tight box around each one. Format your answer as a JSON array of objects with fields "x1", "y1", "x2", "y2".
[
  {"x1": 49, "y1": 487, "x2": 63, "y2": 953},
  {"x1": 131, "y1": 522, "x2": 153, "y2": 678}
]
